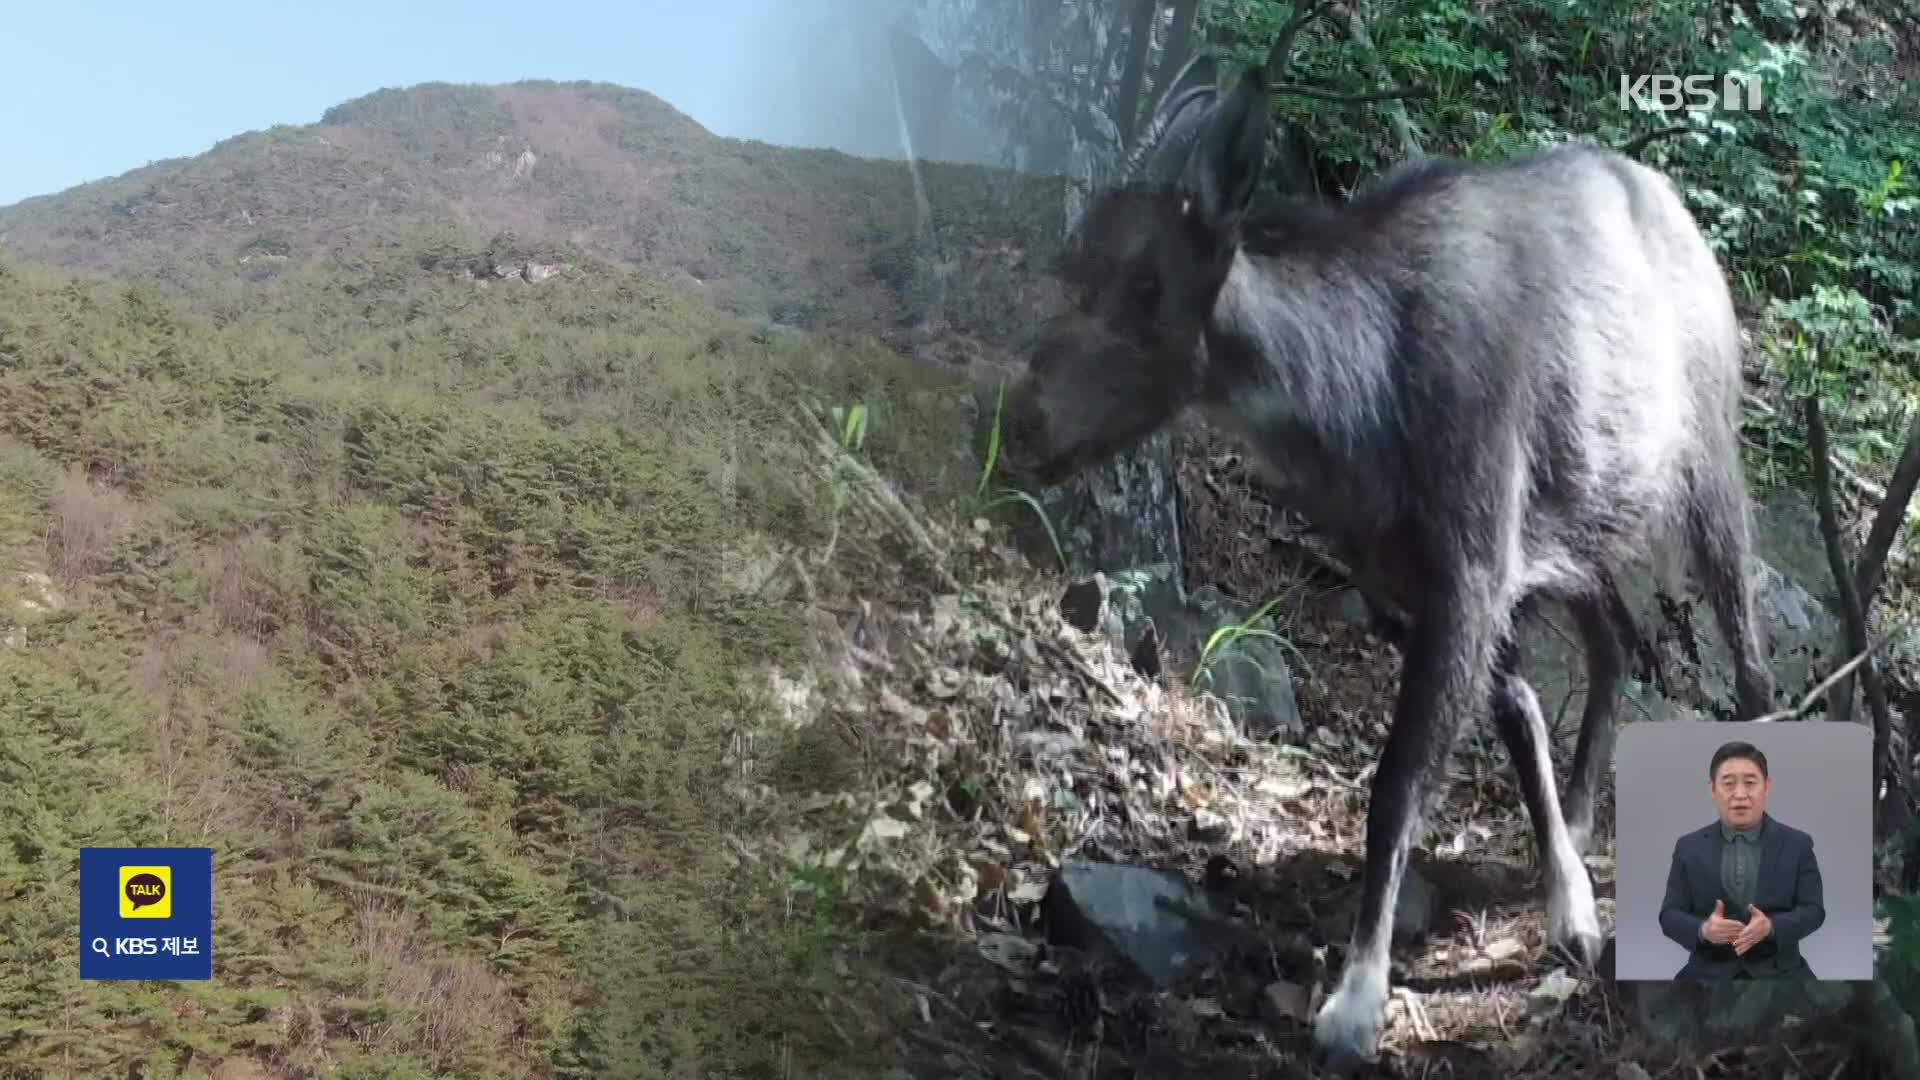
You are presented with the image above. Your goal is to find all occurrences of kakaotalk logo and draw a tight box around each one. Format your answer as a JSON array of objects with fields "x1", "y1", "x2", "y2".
[{"x1": 119, "y1": 865, "x2": 171, "y2": 919}]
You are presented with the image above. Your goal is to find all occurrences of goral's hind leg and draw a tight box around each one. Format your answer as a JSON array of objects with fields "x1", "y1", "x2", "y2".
[
  {"x1": 1488, "y1": 612, "x2": 1605, "y2": 970},
  {"x1": 1562, "y1": 584, "x2": 1626, "y2": 858}
]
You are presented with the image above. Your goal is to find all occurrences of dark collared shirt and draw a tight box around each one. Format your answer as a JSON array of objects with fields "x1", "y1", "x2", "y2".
[
  {"x1": 1721, "y1": 817, "x2": 1764, "y2": 913},
  {"x1": 1699, "y1": 816, "x2": 1765, "y2": 939}
]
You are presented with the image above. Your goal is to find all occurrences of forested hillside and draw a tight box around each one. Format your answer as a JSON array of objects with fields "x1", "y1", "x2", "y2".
[
  {"x1": 0, "y1": 238, "x2": 1001, "y2": 1075},
  {"x1": 3, "y1": 0, "x2": 1919, "y2": 1077}
]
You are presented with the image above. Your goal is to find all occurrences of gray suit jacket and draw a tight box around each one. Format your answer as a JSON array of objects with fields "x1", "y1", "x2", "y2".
[{"x1": 1657, "y1": 813, "x2": 1824, "y2": 979}]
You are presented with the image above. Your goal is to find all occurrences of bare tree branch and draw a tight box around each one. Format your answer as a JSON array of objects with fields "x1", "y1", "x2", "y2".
[
  {"x1": 1840, "y1": 409, "x2": 1920, "y2": 828},
  {"x1": 1808, "y1": 392, "x2": 1876, "y2": 726},
  {"x1": 1853, "y1": 410, "x2": 1920, "y2": 604},
  {"x1": 1115, "y1": 0, "x2": 1159, "y2": 147},
  {"x1": 1260, "y1": 0, "x2": 1335, "y2": 84},
  {"x1": 1804, "y1": 394, "x2": 1899, "y2": 826}
]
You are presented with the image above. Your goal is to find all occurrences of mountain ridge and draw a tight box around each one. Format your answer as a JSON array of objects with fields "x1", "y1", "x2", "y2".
[{"x1": 0, "y1": 78, "x2": 1064, "y2": 350}]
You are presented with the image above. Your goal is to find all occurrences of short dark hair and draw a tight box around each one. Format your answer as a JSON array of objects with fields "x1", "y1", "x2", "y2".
[{"x1": 1710, "y1": 740, "x2": 1768, "y2": 781}]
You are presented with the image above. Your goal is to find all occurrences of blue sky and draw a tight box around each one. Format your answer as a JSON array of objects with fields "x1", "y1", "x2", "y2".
[{"x1": 0, "y1": 0, "x2": 908, "y2": 207}]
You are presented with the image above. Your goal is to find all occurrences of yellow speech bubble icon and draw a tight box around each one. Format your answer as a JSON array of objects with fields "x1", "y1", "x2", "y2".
[{"x1": 119, "y1": 865, "x2": 171, "y2": 918}]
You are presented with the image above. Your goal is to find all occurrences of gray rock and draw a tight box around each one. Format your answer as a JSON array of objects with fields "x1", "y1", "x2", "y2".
[
  {"x1": 1514, "y1": 493, "x2": 1847, "y2": 764},
  {"x1": 1064, "y1": 563, "x2": 1180, "y2": 663},
  {"x1": 1177, "y1": 585, "x2": 1304, "y2": 741},
  {"x1": 1058, "y1": 577, "x2": 1105, "y2": 635},
  {"x1": 1040, "y1": 431, "x2": 1187, "y2": 600},
  {"x1": 1261, "y1": 979, "x2": 1314, "y2": 1025},
  {"x1": 1690, "y1": 494, "x2": 1840, "y2": 712},
  {"x1": 1064, "y1": 568, "x2": 1305, "y2": 741},
  {"x1": 1753, "y1": 493, "x2": 1838, "y2": 599},
  {"x1": 1754, "y1": 558, "x2": 1825, "y2": 635},
  {"x1": 1102, "y1": 560, "x2": 1182, "y2": 627},
  {"x1": 1528, "y1": 968, "x2": 1580, "y2": 1013},
  {"x1": 1042, "y1": 861, "x2": 1221, "y2": 990},
  {"x1": 1325, "y1": 863, "x2": 1433, "y2": 944},
  {"x1": 1332, "y1": 587, "x2": 1373, "y2": 628}
]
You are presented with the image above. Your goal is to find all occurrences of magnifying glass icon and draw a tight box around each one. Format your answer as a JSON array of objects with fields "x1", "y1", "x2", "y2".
[{"x1": 89, "y1": 937, "x2": 109, "y2": 957}]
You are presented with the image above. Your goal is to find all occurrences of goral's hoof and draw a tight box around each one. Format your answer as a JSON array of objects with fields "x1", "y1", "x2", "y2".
[
  {"x1": 1546, "y1": 909, "x2": 1606, "y2": 974},
  {"x1": 1546, "y1": 869, "x2": 1606, "y2": 974},
  {"x1": 1310, "y1": 988, "x2": 1384, "y2": 1075}
]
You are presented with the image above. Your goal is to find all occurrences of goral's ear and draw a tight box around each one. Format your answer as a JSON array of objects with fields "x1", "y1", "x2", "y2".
[{"x1": 1176, "y1": 68, "x2": 1269, "y2": 251}]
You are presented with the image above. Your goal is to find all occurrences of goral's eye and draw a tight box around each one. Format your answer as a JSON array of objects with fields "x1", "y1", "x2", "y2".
[{"x1": 1130, "y1": 275, "x2": 1161, "y2": 306}]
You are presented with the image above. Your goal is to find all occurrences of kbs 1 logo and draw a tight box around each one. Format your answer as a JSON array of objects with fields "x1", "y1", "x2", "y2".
[
  {"x1": 1618, "y1": 73, "x2": 1764, "y2": 114},
  {"x1": 80, "y1": 848, "x2": 212, "y2": 980}
]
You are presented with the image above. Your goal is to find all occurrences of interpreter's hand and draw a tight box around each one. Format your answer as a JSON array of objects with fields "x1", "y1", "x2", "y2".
[
  {"x1": 1733, "y1": 907, "x2": 1774, "y2": 955},
  {"x1": 1702, "y1": 899, "x2": 1745, "y2": 946}
]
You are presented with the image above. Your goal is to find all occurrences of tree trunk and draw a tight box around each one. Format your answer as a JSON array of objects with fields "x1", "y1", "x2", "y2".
[
  {"x1": 1822, "y1": 409, "x2": 1920, "y2": 728},
  {"x1": 1807, "y1": 396, "x2": 1905, "y2": 842},
  {"x1": 1115, "y1": 0, "x2": 1160, "y2": 148},
  {"x1": 1153, "y1": 0, "x2": 1200, "y2": 97},
  {"x1": 1043, "y1": 432, "x2": 1187, "y2": 587}
]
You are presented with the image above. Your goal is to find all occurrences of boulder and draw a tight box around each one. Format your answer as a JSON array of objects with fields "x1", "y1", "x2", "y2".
[
  {"x1": 1041, "y1": 861, "x2": 1223, "y2": 990},
  {"x1": 1057, "y1": 566, "x2": 1304, "y2": 741}
]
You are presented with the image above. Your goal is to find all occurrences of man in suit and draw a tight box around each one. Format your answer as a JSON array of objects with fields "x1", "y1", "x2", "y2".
[{"x1": 1658, "y1": 740, "x2": 1825, "y2": 979}]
